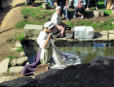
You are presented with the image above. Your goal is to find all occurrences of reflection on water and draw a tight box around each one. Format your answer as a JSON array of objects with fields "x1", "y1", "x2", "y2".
[
  {"x1": 55, "y1": 41, "x2": 114, "y2": 63},
  {"x1": 22, "y1": 40, "x2": 114, "y2": 64}
]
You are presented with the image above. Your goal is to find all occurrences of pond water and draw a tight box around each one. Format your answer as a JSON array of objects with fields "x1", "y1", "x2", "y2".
[
  {"x1": 55, "y1": 41, "x2": 114, "y2": 63},
  {"x1": 22, "y1": 40, "x2": 114, "y2": 64}
]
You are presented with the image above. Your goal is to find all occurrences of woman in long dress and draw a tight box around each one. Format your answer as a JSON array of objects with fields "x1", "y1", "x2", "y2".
[{"x1": 22, "y1": 21, "x2": 81, "y2": 76}]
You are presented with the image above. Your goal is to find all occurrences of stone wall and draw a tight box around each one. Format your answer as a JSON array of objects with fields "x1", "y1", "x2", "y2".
[{"x1": 1, "y1": 56, "x2": 114, "y2": 87}]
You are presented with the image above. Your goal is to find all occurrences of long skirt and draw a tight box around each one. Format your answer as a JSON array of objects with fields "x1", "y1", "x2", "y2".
[{"x1": 21, "y1": 48, "x2": 41, "y2": 76}]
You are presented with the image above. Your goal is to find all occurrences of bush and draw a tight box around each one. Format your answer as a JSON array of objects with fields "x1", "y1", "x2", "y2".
[{"x1": 16, "y1": 47, "x2": 24, "y2": 52}]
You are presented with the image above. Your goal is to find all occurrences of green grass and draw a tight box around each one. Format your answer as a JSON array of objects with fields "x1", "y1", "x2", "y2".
[
  {"x1": 15, "y1": 8, "x2": 54, "y2": 29},
  {"x1": 21, "y1": 8, "x2": 53, "y2": 20},
  {"x1": 14, "y1": 32, "x2": 25, "y2": 41},
  {"x1": 16, "y1": 47, "x2": 24, "y2": 52},
  {"x1": 15, "y1": 20, "x2": 32, "y2": 29},
  {"x1": 104, "y1": 10, "x2": 112, "y2": 16},
  {"x1": 65, "y1": 19, "x2": 114, "y2": 31},
  {"x1": 7, "y1": 55, "x2": 18, "y2": 60}
]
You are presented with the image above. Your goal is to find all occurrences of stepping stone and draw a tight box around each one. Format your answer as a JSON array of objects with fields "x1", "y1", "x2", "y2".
[
  {"x1": 0, "y1": 59, "x2": 9, "y2": 74},
  {"x1": 9, "y1": 66, "x2": 24, "y2": 73},
  {"x1": 108, "y1": 34, "x2": 114, "y2": 40},
  {"x1": 108, "y1": 30, "x2": 114, "y2": 40},
  {"x1": 65, "y1": 30, "x2": 73, "y2": 39},
  {"x1": 24, "y1": 24, "x2": 43, "y2": 39},
  {"x1": 94, "y1": 31, "x2": 108, "y2": 41}
]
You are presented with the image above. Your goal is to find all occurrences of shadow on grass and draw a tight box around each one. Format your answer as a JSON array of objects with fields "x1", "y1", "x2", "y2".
[
  {"x1": 34, "y1": 2, "x2": 43, "y2": 7},
  {"x1": 85, "y1": 11, "x2": 94, "y2": 18},
  {"x1": 68, "y1": 10, "x2": 94, "y2": 19}
]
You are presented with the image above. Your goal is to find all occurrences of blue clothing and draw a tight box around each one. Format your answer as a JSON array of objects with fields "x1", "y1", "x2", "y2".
[
  {"x1": 45, "y1": 0, "x2": 53, "y2": 6},
  {"x1": 73, "y1": 0, "x2": 86, "y2": 7}
]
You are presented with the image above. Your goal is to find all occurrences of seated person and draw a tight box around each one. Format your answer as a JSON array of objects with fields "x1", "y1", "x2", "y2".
[
  {"x1": 44, "y1": 0, "x2": 54, "y2": 8},
  {"x1": 86, "y1": 0, "x2": 98, "y2": 10},
  {"x1": 68, "y1": 0, "x2": 74, "y2": 8},
  {"x1": 26, "y1": 0, "x2": 35, "y2": 5},
  {"x1": 54, "y1": 0, "x2": 69, "y2": 20},
  {"x1": 51, "y1": 6, "x2": 65, "y2": 37},
  {"x1": 73, "y1": 0, "x2": 86, "y2": 19}
]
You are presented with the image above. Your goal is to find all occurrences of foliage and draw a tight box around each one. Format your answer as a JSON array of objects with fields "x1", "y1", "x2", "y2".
[
  {"x1": 15, "y1": 20, "x2": 32, "y2": 29},
  {"x1": 14, "y1": 32, "x2": 25, "y2": 41},
  {"x1": 104, "y1": 10, "x2": 112, "y2": 16},
  {"x1": 16, "y1": 47, "x2": 24, "y2": 52},
  {"x1": 64, "y1": 19, "x2": 114, "y2": 31},
  {"x1": 7, "y1": 55, "x2": 18, "y2": 60},
  {"x1": 21, "y1": 8, "x2": 53, "y2": 20}
]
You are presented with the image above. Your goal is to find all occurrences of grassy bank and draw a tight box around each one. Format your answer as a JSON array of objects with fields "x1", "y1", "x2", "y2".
[{"x1": 15, "y1": 0, "x2": 114, "y2": 31}]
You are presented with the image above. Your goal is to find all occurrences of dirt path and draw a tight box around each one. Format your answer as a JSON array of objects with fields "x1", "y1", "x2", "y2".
[{"x1": 0, "y1": 0, "x2": 25, "y2": 62}]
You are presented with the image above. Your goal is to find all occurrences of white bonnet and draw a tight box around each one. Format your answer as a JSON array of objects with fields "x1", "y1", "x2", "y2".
[{"x1": 56, "y1": 6, "x2": 61, "y2": 10}]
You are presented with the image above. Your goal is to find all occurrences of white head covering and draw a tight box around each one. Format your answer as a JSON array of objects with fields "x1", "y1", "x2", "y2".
[
  {"x1": 44, "y1": 21, "x2": 54, "y2": 29},
  {"x1": 56, "y1": 6, "x2": 61, "y2": 10}
]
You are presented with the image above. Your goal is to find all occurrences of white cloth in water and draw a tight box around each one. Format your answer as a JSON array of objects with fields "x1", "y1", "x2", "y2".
[{"x1": 51, "y1": 39, "x2": 81, "y2": 69}]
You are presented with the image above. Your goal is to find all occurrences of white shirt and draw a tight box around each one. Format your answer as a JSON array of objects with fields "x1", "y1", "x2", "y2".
[
  {"x1": 37, "y1": 31, "x2": 51, "y2": 48},
  {"x1": 51, "y1": 12, "x2": 61, "y2": 25}
]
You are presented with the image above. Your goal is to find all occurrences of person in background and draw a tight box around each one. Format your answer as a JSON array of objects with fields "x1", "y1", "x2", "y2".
[
  {"x1": 26, "y1": 0, "x2": 35, "y2": 6},
  {"x1": 105, "y1": 0, "x2": 107, "y2": 9},
  {"x1": 44, "y1": 0, "x2": 54, "y2": 8},
  {"x1": 51, "y1": 6, "x2": 65, "y2": 37},
  {"x1": 86, "y1": 0, "x2": 98, "y2": 10},
  {"x1": 106, "y1": 0, "x2": 114, "y2": 10},
  {"x1": 73, "y1": 0, "x2": 86, "y2": 19},
  {"x1": 54, "y1": 0, "x2": 69, "y2": 20},
  {"x1": 68, "y1": 0, "x2": 74, "y2": 8}
]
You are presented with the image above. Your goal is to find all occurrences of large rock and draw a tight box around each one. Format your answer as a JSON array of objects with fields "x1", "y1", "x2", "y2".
[
  {"x1": 0, "y1": 58, "x2": 9, "y2": 74},
  {"x1": 15, "y1": 41, "x2": 22, "y2": 48},
  {"x1": 74, "y1": 26, "x2": 94, "y2": 40},
  {"x1": 9, "y1": 66, "x2": 24, "y2": 73},
  {"x1": 16, "y1": 57, "x2": 28, "y2": 65},
  {"x1": 0, "y1": 76, "x2": 17, "y2": 84},
  {"x1": 65, "y1": 30, "x2": 73, "y2": 39},
  {"x1": 24, "y1": 24, "x2": 43, "y2": 39},
  {"x1": 0, "y1": 77, "x2": 35, "y2": 87},
  {"x1": 10, "y1": 59, "x2": 17, "y2": 66},
  {"x1": 10, "y1": 57, "x2": 28, "y2": 66},
  {"x1": 20, "y1": 52, "x2": 25, "y2": 57},
  {"x1": 1, "y1": 56, "x2": 114, "y2": 87}
]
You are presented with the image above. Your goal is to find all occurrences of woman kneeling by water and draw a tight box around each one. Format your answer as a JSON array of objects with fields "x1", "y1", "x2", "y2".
[{"x1": 22, "y1": 21, "x2": 81, "y2": 76}]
